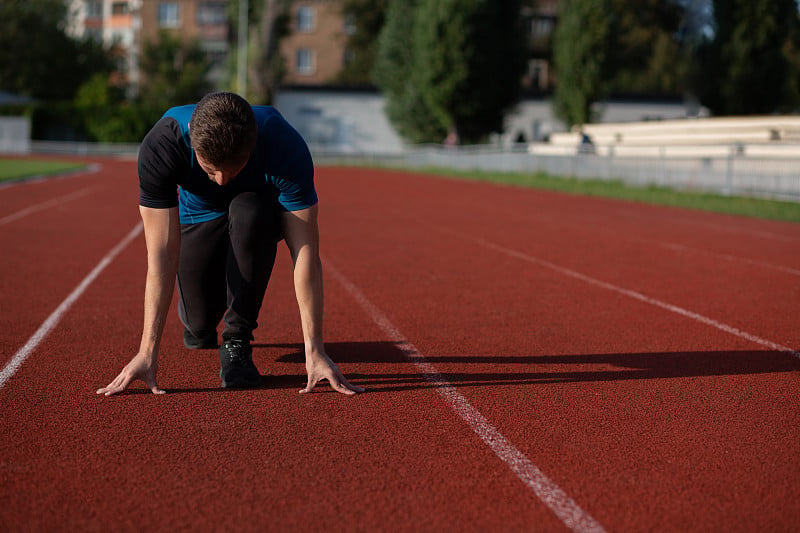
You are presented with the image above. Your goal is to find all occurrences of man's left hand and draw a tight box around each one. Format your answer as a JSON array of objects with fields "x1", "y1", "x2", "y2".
[{"x1": 300, "y1": 350, "x2": 364, "y2": 395}]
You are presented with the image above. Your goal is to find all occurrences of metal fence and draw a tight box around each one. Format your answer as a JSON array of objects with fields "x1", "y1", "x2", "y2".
[
  {"x1": 312, "y1": 143, "x2": 800, "y2": 203},
  {"x1": 20, "y1": 140, "x2": 800, "y2": 202}
]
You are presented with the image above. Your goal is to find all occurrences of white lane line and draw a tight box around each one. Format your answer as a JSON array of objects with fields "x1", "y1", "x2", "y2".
[
  {"x1": 324, "y1": 259, "x2": 606, "y2": 533},
  {"x1": 445, "y1": 229, "x2": 800, "y2": 362},
  {"x1": 0, "y1": 222, "x2": 143, "y2": 389},
  {"x1": 0, "y1": 186, "x2": 97, "y2": 226},
  {"x1": 658, "y1": 241, "x2": 800, "y2": 277}
]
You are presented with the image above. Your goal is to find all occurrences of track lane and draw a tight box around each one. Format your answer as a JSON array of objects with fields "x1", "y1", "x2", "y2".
[
  {"x1": 2, "y1": 162, "x2": 798, "y2": 531},
  {"x1": 0, "y1": 161, "x2": 574, "y2": 531},
  {"x1": 314, "y1": 167, "x2": 800, "y2": 531},
  {"x1": 0, "y1": 162, "x2": 141, "y2": 365}
]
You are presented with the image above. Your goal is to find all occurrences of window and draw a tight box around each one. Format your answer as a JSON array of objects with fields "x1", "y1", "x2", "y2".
[
  {"x1": 297, "y1": 6, "x2": 315, "y2": 32},
  {"x1": 296, "y1": 48, "x2": 314, "y2": 75},
  {"x1": 530, "y1": 17, "x2": 554, "y2": 38},
  {"x1": 343, "y1": 48, "x2": 355, "y2": 67},
  {"x1": 85, "y1": 0, "x2": 103, "y2": 19},
  {"x1": 85, "y1": 28, "x2": 103, "y2": 42},
  {"x1": 111, "y1": 2, "x2": 129, "y2": 15},
  {"x1": 197, "y1": 2, "x2": 226, "y2": 25},
  {"x1": 343, "y1": 14, "x2": 356, "y2": 35},
  {"x1": 158, "y1": 2, "x2": 180, "y2": 28}
]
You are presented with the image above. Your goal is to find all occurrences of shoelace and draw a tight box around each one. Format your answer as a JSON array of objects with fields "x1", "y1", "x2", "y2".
[{"x1": 224, "y1": 341, "x2": 248, "y2": 365}]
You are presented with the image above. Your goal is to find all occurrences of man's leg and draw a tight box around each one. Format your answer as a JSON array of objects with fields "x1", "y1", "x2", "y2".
[
  {"x1": 221, "y1": 191, "x2": 282, "y2": 341},
  {"x1": 177, "y1": 216, "x2": 229, "y2": 348},
  {"x1": 216, "y1": 192, "x2": 280, "y2": 388}
]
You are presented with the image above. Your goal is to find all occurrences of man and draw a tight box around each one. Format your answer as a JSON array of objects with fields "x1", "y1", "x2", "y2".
[{"x1": 97, "y1": 92, "x2": 363, "y2": 396}]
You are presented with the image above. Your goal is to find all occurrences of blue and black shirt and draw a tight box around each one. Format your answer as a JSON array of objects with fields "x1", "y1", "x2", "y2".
[{"x1": 138, "y1": 105, "x2": 317, "y2": 225}]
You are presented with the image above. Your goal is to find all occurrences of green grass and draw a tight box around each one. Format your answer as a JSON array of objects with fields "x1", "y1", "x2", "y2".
[
  {"x1": 0, "y1": 158, "x2": 87, "y2": 183},
  {"x1": 414, "y1": 167, "x2": 800, "y2": 224}
]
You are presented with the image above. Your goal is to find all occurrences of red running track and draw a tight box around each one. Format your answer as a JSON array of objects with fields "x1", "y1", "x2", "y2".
[{"x1": 1, "y1": 160, "x2": 798, "y2": 532}]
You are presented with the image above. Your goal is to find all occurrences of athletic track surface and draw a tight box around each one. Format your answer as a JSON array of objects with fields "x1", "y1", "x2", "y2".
[{"x1": 1, "y1": 158, "x2": 798, "y2": 532}]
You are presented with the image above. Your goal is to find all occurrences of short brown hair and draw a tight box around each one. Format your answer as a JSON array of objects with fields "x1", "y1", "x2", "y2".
[{"x1": 189, "y1": 92, "x2": 257, "y2": 168}]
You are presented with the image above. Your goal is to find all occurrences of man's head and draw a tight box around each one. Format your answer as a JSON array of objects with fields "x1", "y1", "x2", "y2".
[{"x1": 189, "y1": 92, "x2": 257, "y2": 185}]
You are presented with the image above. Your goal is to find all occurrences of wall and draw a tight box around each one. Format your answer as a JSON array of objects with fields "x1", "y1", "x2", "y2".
[
  {"x1": 0, "y1": 117, "x2": 31, "y2": 154},
  {"x1": 275, "y1": 87, "x2": 707, "y2": 153}
]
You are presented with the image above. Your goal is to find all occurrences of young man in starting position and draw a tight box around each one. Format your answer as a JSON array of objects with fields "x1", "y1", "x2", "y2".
[{"x1": 97, "y1": 91, "x2": 363, "y2": 396}]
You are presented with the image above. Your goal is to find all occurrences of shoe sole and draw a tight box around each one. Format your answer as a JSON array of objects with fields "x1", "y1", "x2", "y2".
[{"x1": 220, "y1": 372, "x2": 262, "y2": 388}]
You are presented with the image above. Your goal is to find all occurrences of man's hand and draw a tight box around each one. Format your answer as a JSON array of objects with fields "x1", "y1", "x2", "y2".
[
  {"x1": 96, "y1": 352, "x2": 166, "y2": 397},
  {"x1": 300, "y1": 349, "x2": 364, "y2": 396}
]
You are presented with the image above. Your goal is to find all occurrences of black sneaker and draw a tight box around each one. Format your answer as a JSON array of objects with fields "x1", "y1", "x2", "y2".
[
  {"x1": 184, "y1": 328, "x2": 218, "y2": 349},
  {"x1": 219, "y1": 338, "x2": 261, "y2": 388}
]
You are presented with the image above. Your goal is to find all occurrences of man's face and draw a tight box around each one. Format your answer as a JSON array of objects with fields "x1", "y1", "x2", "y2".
[{"x1": 196, "y1": 151, "x2": 247, "y2": 186}]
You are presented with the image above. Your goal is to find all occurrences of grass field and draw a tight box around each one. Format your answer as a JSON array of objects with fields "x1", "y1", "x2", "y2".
[
  {"x1": 0, "y1": 158, "x2": 87, "y2": 183},
  {"x1": 420, "y1": 167, "x2": 800, "y2": 224}
]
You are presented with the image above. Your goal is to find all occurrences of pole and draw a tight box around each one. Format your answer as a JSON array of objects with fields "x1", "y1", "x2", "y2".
[{"x1": 237, "y1": 0, "x2": 248, "y2": 96}]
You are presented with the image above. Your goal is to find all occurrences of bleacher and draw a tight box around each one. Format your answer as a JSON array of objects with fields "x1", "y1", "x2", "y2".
[{"x1": 530, "y1": 115, "x2": 800, "y2": 158}]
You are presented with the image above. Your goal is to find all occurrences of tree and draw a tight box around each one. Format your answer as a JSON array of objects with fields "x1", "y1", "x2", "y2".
[
  {"x1": 373, "y1": 0, "x2": 445, "y2": 143},
  {"x1": 376, "y1": 0, "x2": 525, "y2": 143},
  {"x1": 698, "y1": 0, "x2": 799, "y2": 115},
  {"x1": 138, "y1": 31, "x2": 212, "y2": 109},
  {"x1": 336, "y1": 0, "x2": 388, "y2": 85},
  {"x1": 552, "y1": 0, "x2": 615, "y2": 128},
  {"x1": 0, "y1": 0, "x2": 112, "y2": 101},
  {"x1": 610, "y1": 0, "x2": 687, "y2": 95},
  {"x1": 247, "y1": 0, "x2": 292, "y2": 104}
]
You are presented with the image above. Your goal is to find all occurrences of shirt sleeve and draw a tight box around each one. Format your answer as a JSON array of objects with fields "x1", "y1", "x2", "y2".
[
  {"x1": 262, "y1": 112, "x2": 318, "y2": 212},
  {"x1": 138, "y1": 117, "x2": 188, "y2": 209}
]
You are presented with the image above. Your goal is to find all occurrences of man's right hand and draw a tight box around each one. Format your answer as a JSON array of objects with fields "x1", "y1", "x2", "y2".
[{"x1": 96, "y1": 352, "x2": 165, "y2": 396}]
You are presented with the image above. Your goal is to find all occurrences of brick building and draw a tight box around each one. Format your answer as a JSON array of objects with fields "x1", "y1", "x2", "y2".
[
  {"x1": 66, "y1": 0, "x2": 232, "y2": 95},
  {"x1": 280, "y1": 1, "x2": 352, "y2": 85},
  {"x1": 66, "y1": 0, "x2": 559, "y2": 96}
]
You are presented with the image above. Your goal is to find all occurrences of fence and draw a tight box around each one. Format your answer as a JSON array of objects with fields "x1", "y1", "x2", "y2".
[
  {"x1": 15, "y1": 140, "x2": 800, "y2": 203},
  {"x1": 311, "y1": 143, "x2": 800, "y2": 203}
]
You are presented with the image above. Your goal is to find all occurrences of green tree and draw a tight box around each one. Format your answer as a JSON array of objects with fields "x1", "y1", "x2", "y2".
[
  {"x1": 74, "y1": 73, "x2": 156, "y2": 142},
  {"x1": 138, "y1": 31, "x2": 212, "y2": 109},
  {"x1": 699, "y1": 0, "x2": 798, "y2": 114},
  {"x1": 336, "y1": 0, "x2": 388, "y2": 84},
  {"x1": 373, "y1": 0, "x2": 444, "y2": 143},
  {"x1": 610, "y1": 0, "x2": 687, "y2": 95},
  {"x1": 552, "y1": 0, "x2": 615, "y2": 128},
  {"x1": 0, "y1": 0, "x2": 112, "y2": 101},
  {"x1": 411, "y1": 0, "x2": 527, "y2": 144},
  {"x1": 247, "y1": 0, "x2": 292, "y2": 103}
]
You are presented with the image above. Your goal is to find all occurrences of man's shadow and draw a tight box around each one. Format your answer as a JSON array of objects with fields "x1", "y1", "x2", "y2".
[
  {"x1": 248, "y1": 340, "x2": 800, "y2": 393},
  {"x1": 143, "y1": 340, "x2": 797, "y2": 395}
]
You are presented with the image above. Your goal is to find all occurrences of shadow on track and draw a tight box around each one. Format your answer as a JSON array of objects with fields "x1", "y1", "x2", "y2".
[
  {"x1": 269, "y1": 341, "x2": 800, "y2": 393},
  {"x1": 125, "y1": 342, "x2": 798, "y2": 395}
]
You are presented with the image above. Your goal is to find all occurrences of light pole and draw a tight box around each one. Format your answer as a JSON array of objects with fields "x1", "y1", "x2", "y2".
[{"x1": 237, "y1": 0, "x2": 248, "y2": 96}]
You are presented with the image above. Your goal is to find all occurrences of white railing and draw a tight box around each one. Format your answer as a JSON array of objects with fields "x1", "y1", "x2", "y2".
[
  {"x1": 18, "y1": 140, "x2": 800, "y2": 202},
  {"x1": 311, "y1": 142, "x2": 800, "y2": 202}
]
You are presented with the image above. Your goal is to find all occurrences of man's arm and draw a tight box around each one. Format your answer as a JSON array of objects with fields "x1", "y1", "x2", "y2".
[
  {"x1": 96, "y1": 206, "x2": 181, "y2": 396},
  {"x1": 282, "y1": 205, "x2": 364, "y2": 395}
]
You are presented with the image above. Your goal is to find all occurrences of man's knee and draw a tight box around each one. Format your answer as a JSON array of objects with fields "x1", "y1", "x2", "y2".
[{"x1": 228, "y1": 192, "x2": 282, "y2": 242}]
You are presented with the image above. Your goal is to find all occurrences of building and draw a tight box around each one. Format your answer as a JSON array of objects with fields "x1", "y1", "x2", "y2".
[
  {"x1": 66, "y1": 0, "x2": 232, "y2": 95},
  {"x1": 66, "y1": 0, "x2": 560, "y2": 97},
  {"x1": 279, "y1": 1, "x2": 351, "y2": 85},
  {"x1": 278, "y1": 1, "x2": 559, "y2": 91},
  {"x1": 521, "y1": 0, "x2": 558, "y2": 92},
  {"x1": 66, "y1": 0, "x2": 143, "y2": 92},
  {"x1": 139, "y1": 0, "x2": 231, "y2": 86}
]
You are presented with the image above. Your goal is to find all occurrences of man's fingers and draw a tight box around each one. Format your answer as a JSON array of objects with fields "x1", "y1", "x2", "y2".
[
  {"x1": 97, "y1": 368, "x2": 165, "y2": 396},
  {"x1": 339, "y1": 375, "x2": 365, "y2": 394},
  {"x1": 299, "y1": 376, "x2": 319, "y2": 394},
  {"x1": 144, "y1": 374, "x2": 166, "y2": 395},
  {"x1": 332, "y1": 380, "x2": 357, "y2": 396}
]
